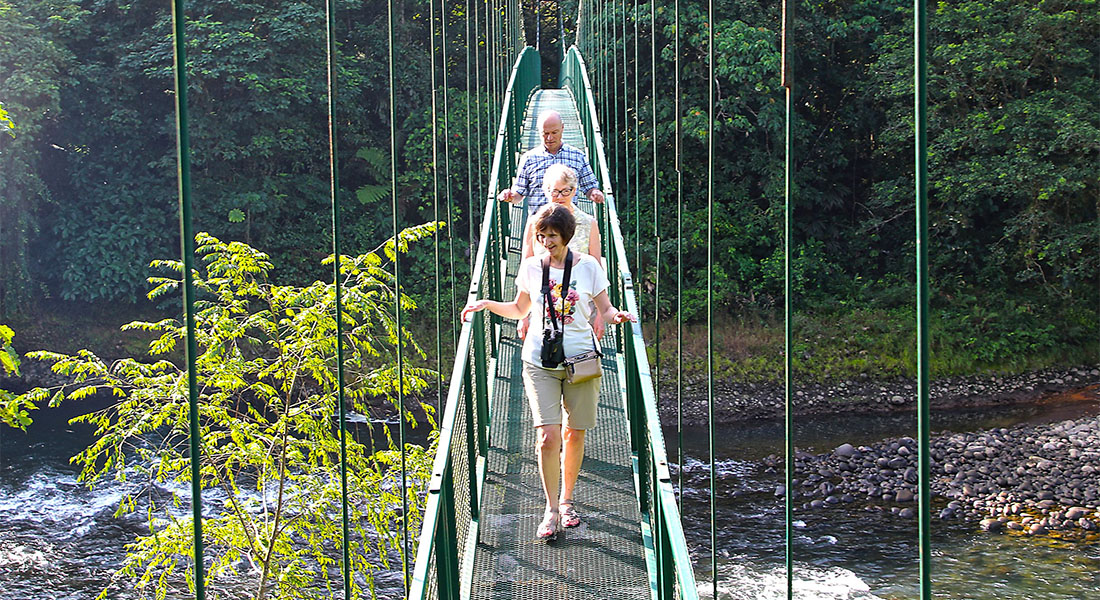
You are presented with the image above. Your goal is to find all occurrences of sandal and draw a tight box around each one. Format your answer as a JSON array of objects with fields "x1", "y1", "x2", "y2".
[
  {"x1": 536, "y1": 509, "x2": 560, "y2": 541},
  {"x1": 559, "y1": 500, "x2": 581, "y2": 528}
]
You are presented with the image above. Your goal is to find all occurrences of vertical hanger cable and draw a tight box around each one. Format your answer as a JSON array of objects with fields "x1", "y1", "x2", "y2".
[
  {"x1": 706, "y1": 0, "x2": 717, "y2": 596},
  {"x1": 168, "y1": 2, "x2": 206, "y2": 597},
  {"x1": 323, "y1": 0, "x2": 353, "y2": 596},
  {"x1": 386, "y1": 0, "x2": 410, "y2": 590}
]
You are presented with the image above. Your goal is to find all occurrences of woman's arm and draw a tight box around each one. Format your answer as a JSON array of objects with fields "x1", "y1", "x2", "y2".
[
  {"x1": 587, "y1": 220, "x2": 604, "y2": 268},
  {"x1": 462, "y1": 290, "x2": 532, "y2": 322},
  {"x1": 522, "y1": 220, "x2": 534, "y2": 260},
  {"x1": 592, "y1": 290, "x2": 635, "y2": 325}
]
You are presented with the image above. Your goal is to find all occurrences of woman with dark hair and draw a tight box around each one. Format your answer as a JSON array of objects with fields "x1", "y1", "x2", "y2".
[{"x1": 461, "y1": 204, "x2": 635, "y2": 540}]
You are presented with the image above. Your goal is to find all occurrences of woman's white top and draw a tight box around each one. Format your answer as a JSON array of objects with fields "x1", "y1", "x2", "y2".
[
  {"x1": 516, "y1": 253, "x2": 609, "y2": 369},
  {"x1": 568, "y1": 208, "x2": 595, "y2": 255}
]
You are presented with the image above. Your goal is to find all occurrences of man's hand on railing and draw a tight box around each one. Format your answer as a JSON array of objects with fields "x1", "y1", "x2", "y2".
[
  {"x1": 586, "y1": 188, "x2": 605, "y2": 204},
  {"x1": 498, "y1": 188, "x2": 521, "y2": 204}
]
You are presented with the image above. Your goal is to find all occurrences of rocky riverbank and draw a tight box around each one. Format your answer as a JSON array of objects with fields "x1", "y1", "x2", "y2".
[
  {"x1": 7, "y1": 359, "x2": 1099, "y2": 426},
  {"x1": 659, "y1": 365, "x2": 1100, "y2": 424},
  {"x1": 771, "y1": 412, "x2": 1100, "y2": 540}
]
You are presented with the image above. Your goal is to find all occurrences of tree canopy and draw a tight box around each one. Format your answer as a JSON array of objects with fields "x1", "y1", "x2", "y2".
[{"x1": 1, "y1": 0, "x2": 1096, "y2": 370}]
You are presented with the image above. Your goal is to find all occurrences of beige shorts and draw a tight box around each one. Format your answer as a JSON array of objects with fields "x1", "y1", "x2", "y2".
[{"x1": 521, "y1": 361, "x2": 600, "y2": 430}]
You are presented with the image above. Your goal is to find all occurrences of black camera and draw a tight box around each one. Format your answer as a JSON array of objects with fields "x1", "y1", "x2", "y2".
[{"x1": 540, "y1": 329, "x2": 565, "y2": 368}]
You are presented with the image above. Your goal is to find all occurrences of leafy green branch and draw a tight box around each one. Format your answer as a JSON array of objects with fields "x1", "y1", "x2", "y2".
[{"x1": 12, "y1": 226, "x2": 441, "y2": 599}]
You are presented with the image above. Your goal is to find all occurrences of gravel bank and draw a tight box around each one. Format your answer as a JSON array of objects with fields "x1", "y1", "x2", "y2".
[
  {"x1": 772, "y1": 413, "x2": 1100, "y2": 540},
  {"x1": 659, "y1": 366, "x2": 1100, "y2": 425}
]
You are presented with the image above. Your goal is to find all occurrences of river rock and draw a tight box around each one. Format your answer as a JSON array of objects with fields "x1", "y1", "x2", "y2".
[
  {"x1": 980, "y1": 518, "x2": 1003, "y2": 532},
  {"x1": 835, "y1": 443, "x2": 858, "y2": 458},
  {"x1": 1064, "y1": 507, "x2": 1089, "y2": 520}
]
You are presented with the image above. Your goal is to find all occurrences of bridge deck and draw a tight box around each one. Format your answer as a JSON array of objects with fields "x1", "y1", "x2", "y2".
[{"x1": 469, "y1": 90, "x2": 651, "y2": 600}]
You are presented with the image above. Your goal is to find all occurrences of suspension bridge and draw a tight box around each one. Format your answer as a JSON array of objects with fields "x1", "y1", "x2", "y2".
[
  {"x1": 409, "y1": 47, "x2": 694, "y2": 599},
  {"x1": 164, "y1": 1, "x2": 940, "y2": 599}
]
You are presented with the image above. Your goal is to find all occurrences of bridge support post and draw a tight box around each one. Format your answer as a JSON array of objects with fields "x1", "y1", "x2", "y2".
[
  {"x1": 433, "y1": 466, "x2": 460, "y2": 599},
  {"x1": 473, "y1": 310, "x2": 490, "y2": 452}
]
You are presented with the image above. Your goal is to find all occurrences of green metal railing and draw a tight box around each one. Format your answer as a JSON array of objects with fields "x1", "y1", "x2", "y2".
[
  {"x1": 409, "y1": 46, "x2": 540, "y2": 600},
  {"x1": 561, "y1": 46, "x2": 700, "y2": 600}
]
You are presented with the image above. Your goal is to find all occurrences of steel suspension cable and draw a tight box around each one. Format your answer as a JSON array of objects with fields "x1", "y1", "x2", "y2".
[
  {"x1": 430, "y1": 0, "x2": 444, "y2": 416},
  {"x1": 488, "y1": 1, "x2": 497, "y2": 125},
  {"x1": 559, "y1": 3, "x2": 565, "y2": 65},
  {"x1": 621, "y1": 0, "x2": 630, "y2": 264},
  {"x1": 650, "y1": 0, "x2": 660, "y2": 398},
  {"x1": 504, "y1": 2, "x2": 508, "y2": 98},
  {"x1": 612, "y1": 2, "x2": 621, "y2": 194},
  {"x1": 608, "y1": 1, "x2": 615, "y2": 155},
  {"x1": 707, "y1": 0, "x2": 717, "y2": 596},
  {"x1": 598, "y1": 2, "x2": 607, "y2": 136},
  {"x1": 915, "y1": 0, "x2": 933, "y2": 597},
  {"x1": 781, "y1": 1, "x2": 795, "y2": 597},
  {"x1": 168, "y1": 2, "x2": 205, "y2": 598},
  {"x1": 442, "y1": 5, "x2": 459, "y2": 350},
  {"x1": 502, "y1": 2, "x2": 509, "y2": 108},
  {"x1": 386, "y1": 0, "x2": 410, "y2": 590},
  {"x1": 474, "y1": 0, "x2": 485, "y2": 249},
  {"x1": 633, "y1": 0, "x2": 640, "y2": 286},
  {"x1": 466, "y1": 0, "x2": 475, "y2": 272},
  {"x1": 322, "y1": 1, "x2": 353, "y2": 597},
  {"x1": 674, "y1": 0, "x2": 683, "y2": 504},
  {"x1": 486, "y1": 0, "x2": 494, "y2": 161}
]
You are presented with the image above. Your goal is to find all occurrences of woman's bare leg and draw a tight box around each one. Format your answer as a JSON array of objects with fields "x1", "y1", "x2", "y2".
[
  {"x1": 536, "y1": 425, "x2": 563, "y2": 511},
  {"x1": 559, "y1": 426, "x2": 586, "y2": 504}
]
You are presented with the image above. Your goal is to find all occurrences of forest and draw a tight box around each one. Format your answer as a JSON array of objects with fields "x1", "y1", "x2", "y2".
[{"x1": 1, "y1": 0, "x2": 1097, "y2": 378}]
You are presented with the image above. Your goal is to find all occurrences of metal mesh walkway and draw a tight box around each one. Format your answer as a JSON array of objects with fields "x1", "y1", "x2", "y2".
[{"x1": 469, "y1": 89, "x2": 651, "y2": 600}]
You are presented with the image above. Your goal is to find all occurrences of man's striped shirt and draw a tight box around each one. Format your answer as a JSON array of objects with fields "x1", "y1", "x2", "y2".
[{"x1": 513, "y1": 143, "x2": 599, "y2": 213}]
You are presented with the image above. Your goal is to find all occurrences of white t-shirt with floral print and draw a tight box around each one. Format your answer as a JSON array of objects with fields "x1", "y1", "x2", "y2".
[{"x1": 516, "y1": 253, "x2": 609, "y2": 369}]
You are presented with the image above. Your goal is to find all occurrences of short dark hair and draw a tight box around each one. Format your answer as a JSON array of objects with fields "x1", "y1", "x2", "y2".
[{"x1": 533, "y1": 203, "x2": 576, "y2": 243}]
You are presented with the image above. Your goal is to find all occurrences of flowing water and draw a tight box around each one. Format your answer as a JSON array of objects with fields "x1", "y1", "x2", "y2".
[
  {"x1": 667, "y1": 395, "x2": 1100, "y2": 599},
  {"x1": 2, "y1": 397, "x2": 1098, "y2": 599}
]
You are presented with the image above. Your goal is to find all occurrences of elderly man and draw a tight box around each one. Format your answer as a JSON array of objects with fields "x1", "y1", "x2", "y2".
[{"x1": 497, "y1": 110, "x2": 605, "y2": 215}]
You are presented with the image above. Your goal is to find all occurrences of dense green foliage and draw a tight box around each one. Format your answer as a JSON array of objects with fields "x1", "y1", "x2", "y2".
[
  {"x1": 595, "y1": 0, "x2": 1097, "y2": 370},
  {"x1": 0, "y1": 1, "x2": 69, "y2": 310},
  {"x1": 1, "y1": 0, "x2": 480, "y2": 311},
  {"x1": 11, "y1": 231, "x2": 437, "y2": 599},
  {"x1": 1, "y1": 0, "x2": 1096, "y2": 372}
]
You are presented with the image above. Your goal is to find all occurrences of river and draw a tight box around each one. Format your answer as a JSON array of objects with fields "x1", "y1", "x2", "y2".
[
  {"x1": 2, "y1": 398, "x2": 1098, "y2": 599},
  {"x1": 667, "y1": 396, "x2": 1100, "y2": 599}
]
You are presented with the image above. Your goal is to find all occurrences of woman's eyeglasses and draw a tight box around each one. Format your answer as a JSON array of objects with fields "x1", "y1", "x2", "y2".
[{"x1": 550, "y1": 187, "x2": 575, "y2": 197}]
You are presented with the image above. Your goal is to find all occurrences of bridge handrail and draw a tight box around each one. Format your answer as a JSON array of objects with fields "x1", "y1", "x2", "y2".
[
  {"x1": 561, "y1": 45, "x2": 701, "y2": 600},
  {"x1": 409, "y1": 46, "x2": 541, "y2": 600}
]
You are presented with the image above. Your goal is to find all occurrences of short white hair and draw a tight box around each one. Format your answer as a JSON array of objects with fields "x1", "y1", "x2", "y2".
[{"x1": 542, "y1": 164, "x2": 578, "y2": 198}]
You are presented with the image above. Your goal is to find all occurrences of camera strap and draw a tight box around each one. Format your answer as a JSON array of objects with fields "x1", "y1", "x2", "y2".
[{"x1": 541, "y1": 249, "x2": 573, "y2": 337}]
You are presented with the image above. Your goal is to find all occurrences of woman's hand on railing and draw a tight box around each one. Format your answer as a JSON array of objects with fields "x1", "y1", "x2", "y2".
[
  {"x1": 461, "y1": 300, "x2": 491, "y2": 323},
  {"x1": 606, "y1": 310, "x2": 636, "y2": 325}
]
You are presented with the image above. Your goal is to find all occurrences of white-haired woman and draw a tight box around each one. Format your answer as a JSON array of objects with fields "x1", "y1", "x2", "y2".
[{"x1": 518, "y1": 163, "x2": 605, "y2": 342}]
